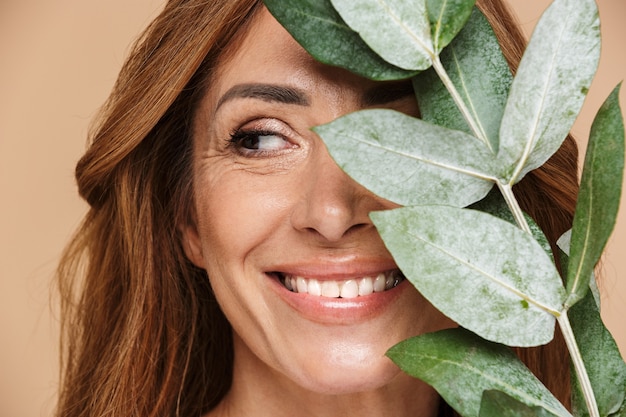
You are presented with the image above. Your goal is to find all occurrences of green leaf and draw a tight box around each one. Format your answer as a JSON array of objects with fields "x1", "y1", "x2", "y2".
[
  {"x1": 565, "y1": 85, "x2": 625, "y2": 308},
  {"x1": 569, "y1": 291, "x2": 626, "y2": 417},
  {"x1": 479, "y1": 390, "x2": 557, "y2": 417},
  {"x1": 614, "y1": 402, "x2": 626, "y2": 417},
  {"x1": 314, "y1": 109, "x2": 496, "y2": 207},
  {"x1": 556, "y1": 230, "x2": 600, "y2": 308},
  {"x1": 330, "y1": 0, "x2": 434, "y2": 70},
  {"x1": 498, "y1": 0, "x2": 600, "y2": 183},
  {"x1": 469, "y1": 189, "x2": 552, "y2": 259},
  {"x1": 426, "y1": 0, "x2": 475, "y2": 53},
  {"x1": 371, "y1": 205, "x2": 566, "y2": 346},
  {"x1": 386, "y1": 328, "x2": 571, "y2": 417},
  {"x1": 263, "y1": 0, "x2": 416, "y2": 80},
  {"x1": 414, "y1": 8, "x2": 512, "y2": 153}
]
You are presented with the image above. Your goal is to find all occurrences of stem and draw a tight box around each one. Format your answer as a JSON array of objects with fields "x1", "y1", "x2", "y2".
[
  {"x1": 497, "y1": 182, "x2": 532, "y2": 234},
  {"x1": 497, "y1": 146, "x2": 599, "y2": 417},
  {"x1": 430, "y1": 48, "x2": 599, "y2": 417},
  {"x1": 431, "y1": 56, "x2": 492, "y2": 152},
  {"x1": 557, "y1": 313, "x2": 600, "y2": 417}
]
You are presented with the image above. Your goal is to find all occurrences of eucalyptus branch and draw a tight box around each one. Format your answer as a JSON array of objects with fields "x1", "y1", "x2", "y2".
[
  {"x1": 557, "y1": 313, "x2": 600, "y2": 417},
  {"x1": 500, "y1": 178, "x2": 601, "y2": 417},
  {"x1": 497, "y1": 183, "x2": 532, "y2": 235},
  {"x1": 266, "y1": 1, "x2": 625, "y2": 415},
  {"x1": 431, "y1": 56, "x2": 493, "y2": 152},
  {"x1": 498, "y1": 164, "x2": 606, "y2": 417},
  {"x1": 433, "y1": 9, "x2": 602, "y2": 416}
]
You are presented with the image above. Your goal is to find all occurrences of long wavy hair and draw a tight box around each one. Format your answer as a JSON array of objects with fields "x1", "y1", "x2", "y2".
[{"x1": 56, "y1": 0, "x2": 578, "y2": 416}]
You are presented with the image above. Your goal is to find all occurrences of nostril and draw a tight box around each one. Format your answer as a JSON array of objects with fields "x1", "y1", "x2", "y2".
[
  {"x1": 299, "y1": 222, "x2": 368, "y2": 243},
  {"x1": 344, "y1": 222, "x2": 370, "y2": 236}
]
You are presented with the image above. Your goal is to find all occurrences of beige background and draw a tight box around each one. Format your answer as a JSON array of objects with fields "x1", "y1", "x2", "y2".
[{"x1": 1, "y1": 1, "x2": 624, "y2": 416}]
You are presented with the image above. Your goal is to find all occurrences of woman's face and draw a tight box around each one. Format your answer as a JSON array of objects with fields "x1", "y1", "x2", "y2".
[{"x1": 184, "y1": 7, "x2": 454, "y2": 395}]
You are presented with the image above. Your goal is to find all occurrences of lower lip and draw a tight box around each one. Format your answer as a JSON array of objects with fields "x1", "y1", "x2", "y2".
[{"x1": 267, "y1": 274, "x2": 409, "y2": 325}]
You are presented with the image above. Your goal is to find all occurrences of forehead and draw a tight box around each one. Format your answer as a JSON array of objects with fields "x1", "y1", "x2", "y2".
[
  {"x1": 210, "y1": 9, "x2": 315, "y2": 93},
  {"x1": 204, "y1": 7, "x2": 376, "y2": 112}
]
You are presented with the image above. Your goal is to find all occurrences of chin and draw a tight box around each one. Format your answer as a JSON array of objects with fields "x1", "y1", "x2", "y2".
[{"x1": 283, "y1": 345, "x2": 404, "y2": 395}]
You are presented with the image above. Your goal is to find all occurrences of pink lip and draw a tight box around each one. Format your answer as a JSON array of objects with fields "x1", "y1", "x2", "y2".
[
  {"x1": 266, "y1": 255, "x2": 399, "y2": 281},
  {"x1": 265, "y1": 257, "x2": 408, "y2": 325}
]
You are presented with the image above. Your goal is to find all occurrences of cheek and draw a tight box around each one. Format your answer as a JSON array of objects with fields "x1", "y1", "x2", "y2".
[{"x1": 194, "y1": 169, "x2": 295, "y2": 265}]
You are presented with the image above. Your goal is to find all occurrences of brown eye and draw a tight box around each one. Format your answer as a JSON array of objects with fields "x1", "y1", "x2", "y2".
[{"x1": 229, "y1": 129, "x2": 294, "y2": 155}]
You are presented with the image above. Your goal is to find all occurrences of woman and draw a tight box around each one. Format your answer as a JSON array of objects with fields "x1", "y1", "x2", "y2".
[{"x1": 56, "y1": 0, "x2": 579, "y2": 416}]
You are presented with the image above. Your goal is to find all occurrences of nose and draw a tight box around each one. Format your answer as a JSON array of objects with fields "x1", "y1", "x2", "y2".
[{"x1": 290, "y1": 145, "x2": 394, "y2": 243}]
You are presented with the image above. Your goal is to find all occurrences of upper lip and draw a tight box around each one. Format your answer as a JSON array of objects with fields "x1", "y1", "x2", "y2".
[{"x1": 265, "y1": 254, "x2": 399, "y2": 281}]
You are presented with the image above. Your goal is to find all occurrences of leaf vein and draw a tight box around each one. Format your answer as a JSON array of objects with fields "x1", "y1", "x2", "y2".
[
  {"x1": 405, "y1": 229, "x2": 560, "y2": 315},
  {"x1": 450, "y1": 46, "x2": 492, "y2": 151},
  {"x1": 346, "y1": 134, "x2": 497, "y2": 181},
  {"x1": 434, "y1": 0, "x2": 448, "y2": 50},
  {"x1": 406, "y1": 352, "x2": 567, "y2": 416},
  {"x1": 510, "y1": 7, "x2": 573, "y2": 184},
  {"x1": 375, "y1": 0, "x2": 434, "y2": 58}
]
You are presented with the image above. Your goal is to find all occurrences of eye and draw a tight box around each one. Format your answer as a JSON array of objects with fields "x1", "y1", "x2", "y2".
[{"x1": 228, "y1": 129, "x2": 294, "y2": 156}]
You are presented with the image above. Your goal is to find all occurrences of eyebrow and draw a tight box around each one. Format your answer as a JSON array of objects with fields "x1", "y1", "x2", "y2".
[
  {"x1": 215, "y1": 83, "x2": 310, "y2": 112},
  {"x1": 214, "y1": 80, "x2": 415, "y2": 113}
]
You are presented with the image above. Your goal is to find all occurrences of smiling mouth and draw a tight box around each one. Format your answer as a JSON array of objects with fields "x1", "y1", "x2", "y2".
[{"x1": 273, "y1": 270, "x2": 406, "y2": 299}]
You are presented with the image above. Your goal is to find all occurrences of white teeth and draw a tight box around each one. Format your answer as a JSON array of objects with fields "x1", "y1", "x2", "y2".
[
  {"x1": 373, "y1": 273, "x2": 386, "y2": 292},
  {"x1": 281, "y1": 271, "x2": 404, "y2": 298},
  {"x1": 296, "y1": 277, "x2": 307, "y2": 294},
  {"x1": 308, "y1": 279, "x2": 321, "y2": 296},
  {"x1": 358, "y1": 277, "x2": 374, "y2": 296},
  {"x1": 340, "y1": 280, "x2": 359, "y2": 299},
  {"x1": 321, "y1": 281, "x2": 340, "y2": 297}
]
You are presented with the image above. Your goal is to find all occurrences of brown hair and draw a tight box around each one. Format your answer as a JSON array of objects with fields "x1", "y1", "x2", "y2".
[
  {"x1": 56, "y1": 0, "x2": 577, "y2": 416},
  {"x1": 56, "y1": 1, "x2": 262, "y2": 416}
]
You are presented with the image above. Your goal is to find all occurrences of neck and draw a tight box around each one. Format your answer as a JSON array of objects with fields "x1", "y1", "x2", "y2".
[{"x1": 206, "y1": 336, "x2": 442, "y2": 417}]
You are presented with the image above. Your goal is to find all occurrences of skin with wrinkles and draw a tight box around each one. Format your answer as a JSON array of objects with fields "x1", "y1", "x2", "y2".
[{"x1": 181, "y1": 8, "x2": 454, "y2": 417}]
